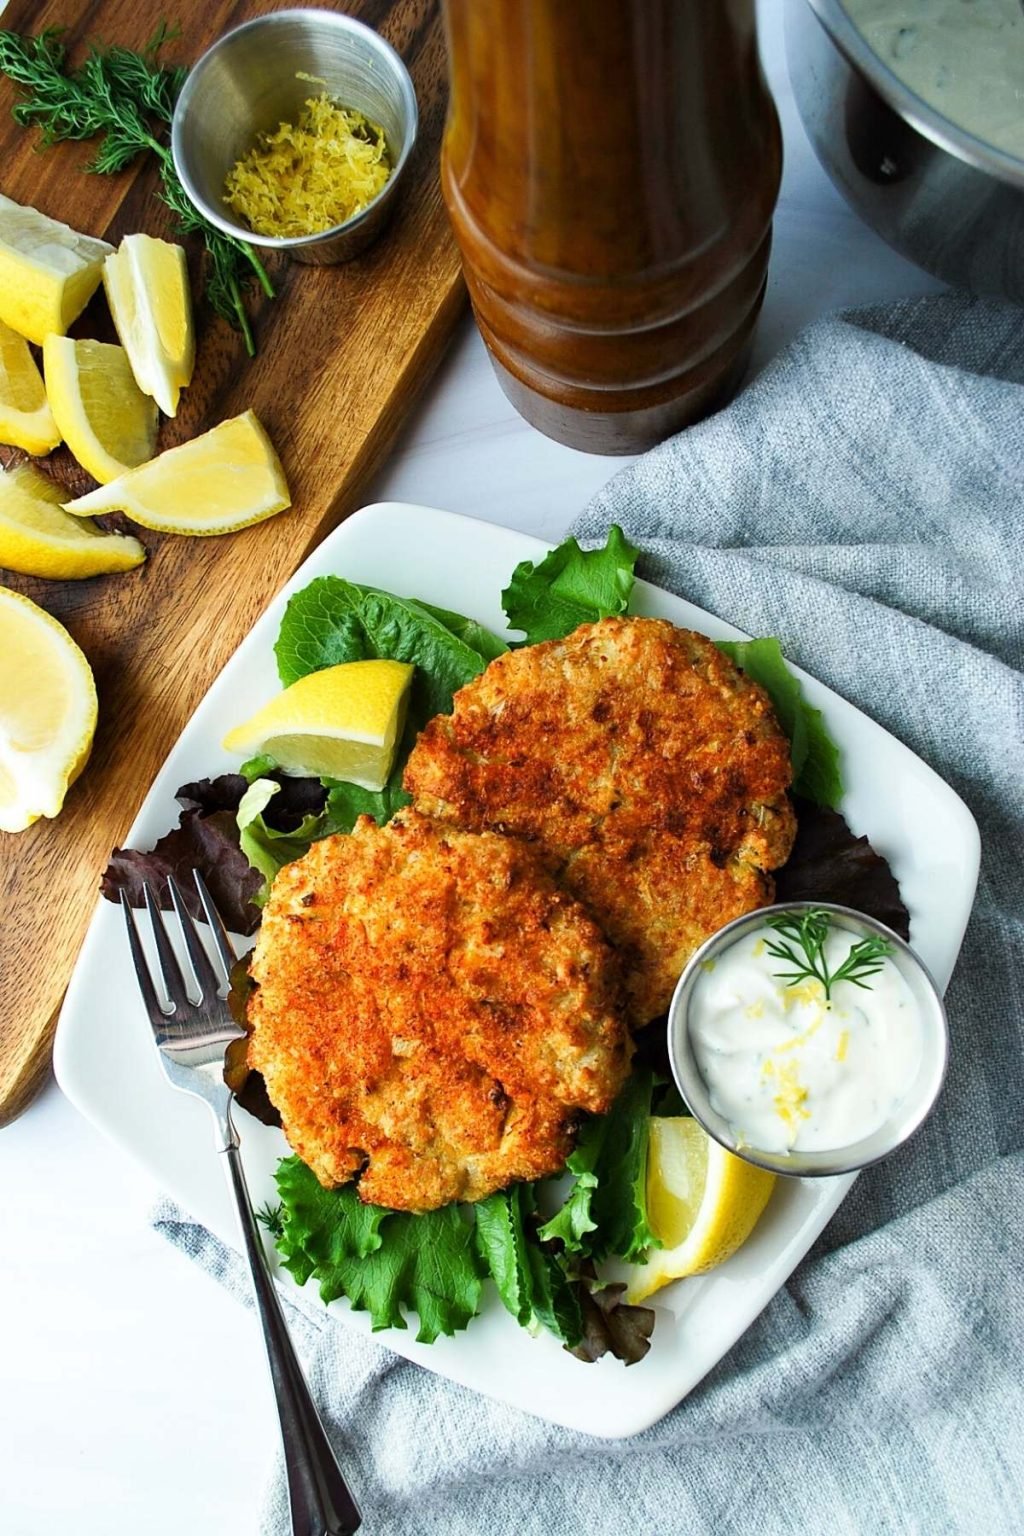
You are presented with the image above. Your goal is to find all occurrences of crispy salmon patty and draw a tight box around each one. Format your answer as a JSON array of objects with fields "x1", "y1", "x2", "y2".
[
  {"x1": 247, "y1": 808, "x2": 631, "y2": 1210},
  {"x1": 404, "y1": 616, "x2": 797, "y2": 1023}
]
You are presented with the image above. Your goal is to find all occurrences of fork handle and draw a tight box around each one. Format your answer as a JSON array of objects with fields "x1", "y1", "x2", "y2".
[{"x1": 224, "y1": 1142, "x2": 362, "y2": 1536}]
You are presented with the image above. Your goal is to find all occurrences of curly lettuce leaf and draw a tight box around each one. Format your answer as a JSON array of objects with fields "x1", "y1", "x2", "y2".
[
  {"x1": 275, "y1": 1157, "x2": 484, "y2": 1344},
  {"x1": 569, "y1": 1269, "x2": 655, "y2": 1366},
  {"x1": 717, "y1": 637, "x2": 843, "y2": 809},
  {"x1": 536, "y1": 1117, "x2": 609, "y2": 1254},
  {"x1": 236, "y1": 780, "x2": 332, "y2": 902},
  {"x1": 539, "y1": 1070, "x2": 659, "y2": 1264},
  {"x1": 501, "y1": 525, "x2": 639, "y2": 644},
  {"x1": 100, "y1": 786, "x2": 264, "y2": 935},
  {"x1": 777, "y1": 797, "x2": 910, "y2": 939},
  {"x1": 474, "y1": 1185, "x2": 582, "y2": 1345}
]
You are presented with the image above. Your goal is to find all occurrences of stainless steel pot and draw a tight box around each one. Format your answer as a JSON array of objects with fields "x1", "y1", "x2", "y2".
[{"x1": 785, "y1": 0, "x2": 1024, "y2": 302}]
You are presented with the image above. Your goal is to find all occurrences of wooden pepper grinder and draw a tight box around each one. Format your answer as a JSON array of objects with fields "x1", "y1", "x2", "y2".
[{"x1": 440, "y1": 0, "x2": 782, "y2": 454}]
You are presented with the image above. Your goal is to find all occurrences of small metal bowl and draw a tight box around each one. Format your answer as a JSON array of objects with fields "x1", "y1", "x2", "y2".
[
  {"x1": 171, "y1": 8, "x2": 418, "y2": 266},
  {"x1": 785, "y1": 0, "x2": 1024, "y2": 303},
  {"x1": 667, "y1": 902, "x2": 949, "y2": 1179}
]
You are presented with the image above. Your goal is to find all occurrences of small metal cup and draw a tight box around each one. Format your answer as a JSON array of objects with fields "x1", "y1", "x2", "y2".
[
  {"x1": 667, "y1": 902, "x2": 949, "y2": 1178},
  {"x1": 171, "y1": 8, "x2": 418, "y2": 266}
]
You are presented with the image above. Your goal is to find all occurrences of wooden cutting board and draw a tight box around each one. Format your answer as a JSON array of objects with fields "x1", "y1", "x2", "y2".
[{"x1": 0, "y1": 0, "x2": 464, "y2": 1124}]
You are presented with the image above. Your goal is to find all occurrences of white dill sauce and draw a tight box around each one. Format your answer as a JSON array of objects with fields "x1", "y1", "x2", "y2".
[
  {"x1": 843, "y1": 0, "x2": 1024, "y2": 161},
  {"x1": 690, "y1": 921, "x2": 923, "y2": 1156}
]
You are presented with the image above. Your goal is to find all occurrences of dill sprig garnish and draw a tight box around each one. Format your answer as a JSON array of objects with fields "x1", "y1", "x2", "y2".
[
  {"x1": 764, "y1": 908, "x2": 894, "y2": 1002},
  {"x1": 255, "y1": 1201, "x2": 284, "y2": 1240},
  {"x1": 0, "y1": 26, "x2": 274, "y2": 355}
]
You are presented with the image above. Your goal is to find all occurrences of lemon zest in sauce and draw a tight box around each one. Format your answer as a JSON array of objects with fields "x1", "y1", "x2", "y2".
[
  {"x1": 775, "y1": 1008, "x2": 825, "y2": 1053},
  {"x1": 783, "y1": 978, "x2": 827, "y2": 1012},
  {"x1": 763, "y1": 1058, "x2": 811, "y2": 1135},
  {"x1": 836, "y1": 1028, "x2": 850, "y2": 1063}
]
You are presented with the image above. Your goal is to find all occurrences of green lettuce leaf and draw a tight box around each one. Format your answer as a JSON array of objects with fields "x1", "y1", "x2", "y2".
[
  {"x1": 716, "y1": 637, "x2": 843, "y2": 808},
  {"x1": 501, "y1": 525, "x2": 639, "y2": 644},
  {"x1": 536, "y1": 1117, "x2": 609, "y2": 1254},
  {"x1": 236, "y1": 780, "x2": 332, "y2": 903},
  {"x1": 539, "y1": 1070, "x2": 659, "y2": 1264},
  {"x1": 412, "y1": 599, "x2": 510, "y2": 664},
  {"x1": 321, "y1": 774, "x2": 412, "y2": 837},
  {"x1": 274, "y1": 577, "x2": 505, "y2": 725},
  {"x1": 275, "y1": 1157, "x2": 484, "y2": 1344},
  {"x1": 473, "y1": 1184, "x2": 582, "y2": 1345}
]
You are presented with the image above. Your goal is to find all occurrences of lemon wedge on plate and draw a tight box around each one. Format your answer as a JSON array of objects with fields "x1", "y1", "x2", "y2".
[
  {"x1": 623, "y1": 1117, "x2": 776, "y2": 1302},
  {"x1": 103, "y1": 234, "x2": 195, "y2": 417},
  {"x1": 0, "y1": 586, "x2": 98, "y2": 833},
  {"x1": 0, "y1": 319, "x2": 61, "y2": 455},
  {"x1": 0, "y1": 461, "x2": 146, "y2": 580},
  {"x1": 223, "y1": 660, "x2": 414, "y2": 789},
  {"x1": 0, "y1": 192, "x2": 113, "y2": 346},
  {"x1": 43, "y1": 336, "x2": 158, "y2": 485},
  {"x1": 61, "y1": 411, "x2": 291, "y2": 536}
]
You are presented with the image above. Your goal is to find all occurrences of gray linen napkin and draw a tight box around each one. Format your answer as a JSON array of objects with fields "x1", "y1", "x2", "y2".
[{"x1": 154, "y1": 291, "x2": 1024, "y2": 1535}]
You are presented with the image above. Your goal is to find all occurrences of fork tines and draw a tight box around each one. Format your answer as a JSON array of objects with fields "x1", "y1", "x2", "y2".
[{"x1": 120, "y1": 870, "x2": 235, "y2": 1031}]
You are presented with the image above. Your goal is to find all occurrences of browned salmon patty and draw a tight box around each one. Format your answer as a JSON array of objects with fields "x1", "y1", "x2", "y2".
[
  {"x1": 247, "y1": 808, "x2": 631, "y2": 1211},
  {"x1": 404, "y1": 616, "x2": 797, "y2": 1023}
]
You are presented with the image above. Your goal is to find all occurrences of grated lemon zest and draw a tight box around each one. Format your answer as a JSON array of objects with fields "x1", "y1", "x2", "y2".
[
  {"x1": 763, "y1": 1058, "x2": 811, "y2": 1132},
  {"x1": 783, "y1": 978, "x2": 827, "y2": 1011},
  {"x1": 836, "y1": 1028, "x2": 850, "y2": 1063},
  {"x1": 224, "y1": 94, "x2": 392, "y2": 239}
]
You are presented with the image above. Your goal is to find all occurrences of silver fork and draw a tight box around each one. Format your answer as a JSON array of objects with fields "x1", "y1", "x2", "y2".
[{"x1": 121, "y1": 871, "x2": 361, "y2": 1536}]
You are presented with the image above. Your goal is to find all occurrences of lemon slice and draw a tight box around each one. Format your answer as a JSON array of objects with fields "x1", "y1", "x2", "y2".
[
  {"x1": 0, "y1": 319, "x2": 61, "y2": 455},
  {"x1": 43, "y1": 336, "x2": 158, "y2": 485},
  {"x1": 61, "y1": 411, "x2": 292, "y2": 536},
  {"x1": 103, "y1": 234, "x2": 195, "y2": 418},
  {"x1": 623, "y1": 1118, "x2": 776, "y2": 1302},
  {"x1": 0, "y1": 192, "x2": 113, "y2": 346},
  {"x1": 0, "y1": 586, "x2": 98, "y2": 833},
  {"x1": 0, "y1": 461, "x2": 146, "y2": 580},
  {"x1": 223, "y1": 660, "x2": 414, "y2": 789}
]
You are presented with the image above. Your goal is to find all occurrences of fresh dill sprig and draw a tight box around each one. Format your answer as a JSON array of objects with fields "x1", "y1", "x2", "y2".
[
  {"x1": 255, "y1": 1201, "x2": 284, "y2": 1240},
  {"x1": 0, "y1": 26, "x2": 274, "y2": 355},
  {"x1": 764, "y1": 908, "x2": 893, "y2": 1002}
]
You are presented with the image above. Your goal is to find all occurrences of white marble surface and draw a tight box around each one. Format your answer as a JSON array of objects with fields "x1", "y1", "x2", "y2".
[{"x1": 0, "y1": 4, "x2": 944, "y2": 1533}]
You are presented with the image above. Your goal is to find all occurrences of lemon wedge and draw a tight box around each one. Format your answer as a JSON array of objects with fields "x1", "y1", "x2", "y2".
[
  {"x1": 623, "y1": 1118, "x2": 776, "y2": 1302},
  {"x1": 103, "y1": 234, "x2": 195, "y2": 417},
  {"x1": 0, "y1": 586, "x2": 98, "y2": 833},
  {"x1": 43, "y1": 336, "x2": 158, "y2": 485},
  {"x1": 0, "y1": 461, "x2": 146, "y2": 580},
  {"x1": 0, "y1": 192, "x2": 113, "y2": 346},
  {"x1": 61, "y1": 411, "x2": 291, "y2": 536},
  {"x1": 223, "y1": 660, "x2": 414, "y2": 789},
  {"x1": 0, "y1": 319, "x2": 61, "y2": 455}
]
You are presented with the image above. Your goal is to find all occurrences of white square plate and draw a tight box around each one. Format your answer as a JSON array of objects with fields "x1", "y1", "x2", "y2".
[{"x1": 55, "y1": 503, "x2": 980, "y2": 1438}]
